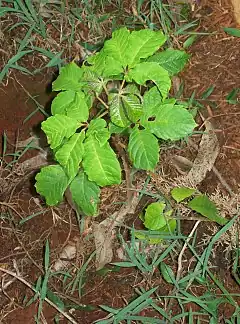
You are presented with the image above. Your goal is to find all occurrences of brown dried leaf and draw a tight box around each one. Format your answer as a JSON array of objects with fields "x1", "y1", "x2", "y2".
[
  {"x1": 184, "y1": 121, "x2": 219, "y2": 186},
  {"x1": 93, "y1": 222, "x2": 113, "y2": 270}
]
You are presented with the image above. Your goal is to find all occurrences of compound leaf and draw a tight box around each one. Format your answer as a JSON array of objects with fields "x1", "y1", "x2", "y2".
[
  {"x1": 55, "y1": 132, "x2": 85, "y2": 180},
  {"x1": 51, "y1": 90, "x2": 89, "y2": 123},
  {"x1": 144, "y1": 202, "x2": 167, "y2": 230},
  {"x1": 35, "y1": 165, "x2": 69, "y2": 206},
  {"x1": 82, "y1": 136, "x2": 121, "y2": 186},
  {"x1": 188, "y1": 195, "x2": 228, "y2": 226},
  {"x1": 41, "y1": 114, "x2": 79, "y2": 149},
  {"x1": 141, "y1": 103, "x2": 197, "y2": 140},
  {"x1": 128, "y1": 127, "x2": 159, "y2": 171},
  {"x1": 103, "y1": 27, "x2": 130, "y2": 67},
  {"x1": 70, "y1": 171, "x2": 100, "y2": 216},
  {"x1": 171, "y1": 187, "x2": 196, "y2": 203},
  {"x1": 126, "y1": 29, "x2": 166, "y2": 67},
  {"x1": 128, "y1": 62, "x2": 171, "y2": 99},
  {"x1": 147, "y1": 49, "x2": 189, "y2": 75},
  {"x1": 52, "y1": 62, "x2": 83, "y2": 91}
]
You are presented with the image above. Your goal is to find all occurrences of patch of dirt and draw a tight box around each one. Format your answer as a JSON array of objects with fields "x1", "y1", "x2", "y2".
[{"x1": 182, "y1": 0, "x2": 240, "y2": 192}]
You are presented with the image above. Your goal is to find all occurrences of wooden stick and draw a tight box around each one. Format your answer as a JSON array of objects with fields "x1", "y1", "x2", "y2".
[{"x1": 231, "y1": 0, "x2": 240, "y2": 25}]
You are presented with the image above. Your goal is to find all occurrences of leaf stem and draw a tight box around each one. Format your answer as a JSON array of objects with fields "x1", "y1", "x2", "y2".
[
  {"x1": 96, "y1": 95, "x2": 109, "y2": 110},
  {"x1": 102, "y1": 83, "x2": 109, "y2": 96},
  {"x1": 120, "y1": 79, "x2": 126, "y2": 90},
  {"x1": 97, "y1": 110, "x2": 109, "y2": 119}
]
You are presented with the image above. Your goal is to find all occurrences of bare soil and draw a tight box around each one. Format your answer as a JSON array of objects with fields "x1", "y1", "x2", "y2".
[{"x1": 0, "y1": 0, "x2": 240, "y2": 323}]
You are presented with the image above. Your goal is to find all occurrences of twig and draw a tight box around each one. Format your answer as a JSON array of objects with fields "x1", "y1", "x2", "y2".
[
  {"x1": 0, "y1": 267, "x2": 78, "y2": 324},
  {"x1": 176, "y1": 220, "x2": 200, "y2": 282}
]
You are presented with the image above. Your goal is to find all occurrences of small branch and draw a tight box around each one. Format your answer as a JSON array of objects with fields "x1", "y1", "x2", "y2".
[{"x1": 176, "y1": 220, "x2": 200, "y2": 283}]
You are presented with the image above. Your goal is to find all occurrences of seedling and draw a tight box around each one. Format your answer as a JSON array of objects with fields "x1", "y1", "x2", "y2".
[{"x1": 35, "y1": 27, "x2": 195, "y2": 216}]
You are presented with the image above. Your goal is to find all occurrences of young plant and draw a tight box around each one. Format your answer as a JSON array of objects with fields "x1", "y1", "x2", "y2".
[
  {"x1": 35, "y1": 27, "x2": 196, "y2": 216},
  {"x1": 171, "y1": 187, "x2": 228, "y2": 225},
  {"x1": 135, "y1": 202, "x2": 177, "y2": 244}
]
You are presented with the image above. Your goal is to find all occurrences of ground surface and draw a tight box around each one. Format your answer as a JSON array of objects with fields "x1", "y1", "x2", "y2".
[{"x1": 0, "y1": 0, "x2": 240, "y2": 323}]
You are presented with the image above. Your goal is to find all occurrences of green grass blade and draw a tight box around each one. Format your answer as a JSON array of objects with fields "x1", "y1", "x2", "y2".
[
  {"x1": 19, "y1": 210, "x2": 46, "y2": 225},
  {"x1": 8, "y1": 50, "x2": 32, "y2": 65},
  {"x1": 18, "y1": 24, "x2": 35, "y2": 52},
  {"x1": 202, "y1": 214, "x2": 239, "y2": 276},
  {"x1": 223, "y1": 27, "x2": 240, "y2": 37},
  {"x1": 116, "y1": 287, "x2": 158, "y2": 318},
  {"x1": 25, "y1": 0, "x2": 39, "y2": 23},
  {"x1": 44, "y1": 240, "x2": 50, "y2": 272}
]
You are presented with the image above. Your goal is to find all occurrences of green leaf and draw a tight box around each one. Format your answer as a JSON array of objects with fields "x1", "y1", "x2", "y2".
[
  {"x1": 69, "y1": 171, "x2": 100, "y2": 216},
  {"x1": 87, "y1": 50, "x2": 124, "y2": 77},
  {"x1": 161, "y1": 219, "x2": 177, "y2": 234},
  {"x1": 82, "y1": 136, "x2": 121, "y2": 186},
  {"x1": 125, "y1": 29, "x2": 167, "y2": 67},
  {"x1": 147, "y1": 49, "x2": 189, "y2": 75},
  {"x1": 223, "y1": 27, "x2": 240, "y2": 37},
  {"x1": 121, "y1": 94, "x2": 143, "y2": 123},
  {"x1": 135, "y1": 218, "x2": 176, "y2": 244},
  {"x1": 226, "y1": 88, "x2": 239, "y2": 104},
  {"x1": 160, "y1": 262, "x2": 175, "y2": 284},
  {"x1": 41, "y1": 115, "x2": 79, "y2": 149},
  {"x1": 108, "y1": 123, "x2": 129, "y2": 135},
  {"x1": 82, "y1": 68, "x2": 105, "y2": 95},
  {"x1": 183, "y1": 35, "x2": 198, "y2": 49},
  {"x1": 141, "y1": 102, "x2": 197, "y2": 140},
  {"x1": 122, "y1": 84, "x2": 141, "y2": 97},
  {"x1": 201, "y1": 85, "x2": 215, "y2": 99},
  {"x1": 142, "y1": 86, "x2": 163, "y2": 115},
  {"x1": 51, "y1": 90, "x2": 89, "y2": 123},
  {"x1": 46, "y1": 290, "x2": 65, "y2": 311},
  {"x1": 188, "y1": 195, "x2": 228, "y2": 226},
  {"x1": 128, "y1": 127, "x2": 159, "y2": 171},
  {"x1": 55, "y1": 132, "x2": 85, "y2": 180},
  {"x1": 86, "y1": 118, "x2": 110, "y2": 146},
  {"x1": 171, "y1": 187, "x2": 196, "y2": 203},
  {"x1": 109, "y1": 93, "x2": 130, "y2": 127},
  {"x1": 52, "y1": 62, "x2": 83, "y2": 91},
  {"x1": 35, "y1": 165, "x2": 69, "y2": 205},
  {"x1": 103, "y1": 27, "x2": 130, "y2": 67},
  {"x1": 144, "y1": 202, "x2": 167, "y2": 230},
  {"x1": 109, "y1": 92, "x2": 142, "y2": 127},
  {"x1": 128, "y1": 62, "x2": 171, "y2": 99}
]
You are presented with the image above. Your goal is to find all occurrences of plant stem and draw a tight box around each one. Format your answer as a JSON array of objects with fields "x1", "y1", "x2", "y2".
[
  {"x1": 120, "y1": 79, "x2": 126, "y2": 90},
  {"x1": 96, "y1": 95, "x2": 109, "y2": 110},
  {"x1": 97, "y1": 110, "x2": 109, "y2": 119}
]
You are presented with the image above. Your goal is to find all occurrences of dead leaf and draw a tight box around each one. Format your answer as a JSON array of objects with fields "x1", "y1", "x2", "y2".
[
  {"x1": 93, "y1": 222, "x2": 113, "y2": 270},
  {"x1": 184, "y1": 121, "x2": 220, "y2": 186},
  {"x1": 53, "y1": 241, "x2": 77, "y2": 271},
  {"x1": 93, "y1": 196, "x2": 139, "y2": 270},
  {"x1": 16, "y1": 136, "x2": 40, "y2": 148},
  {"x1": 17, "y1": 152, "x2": 48, "y2": 171}
]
